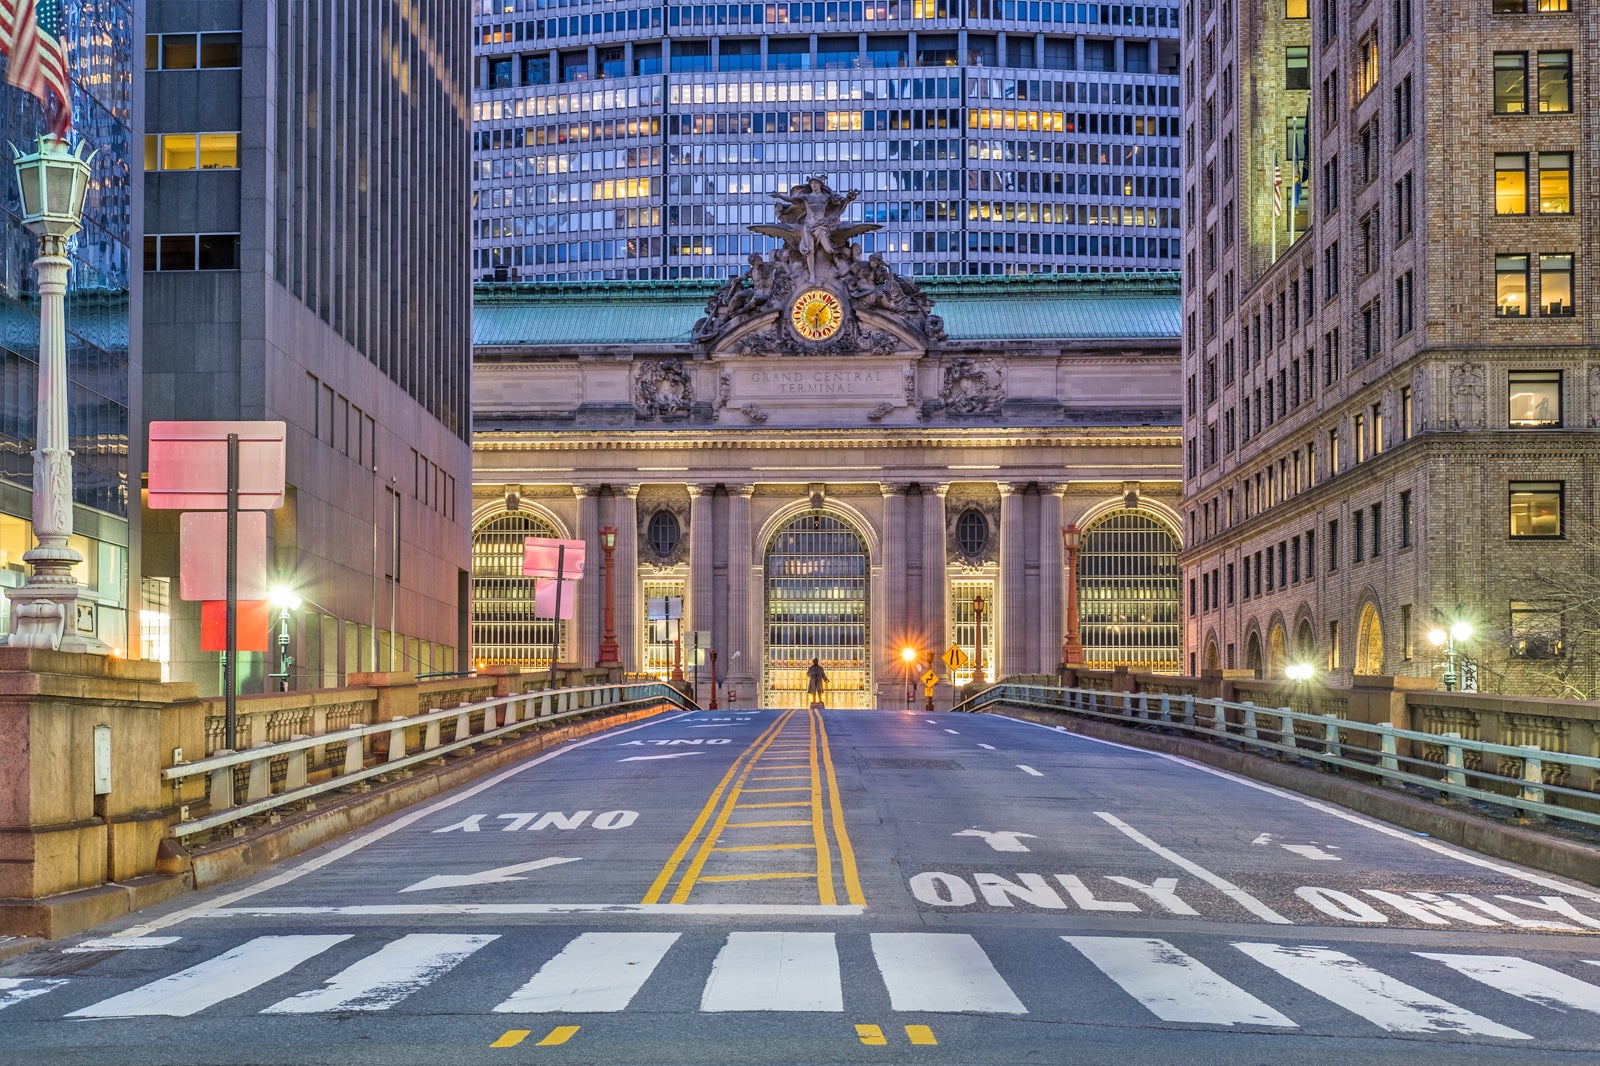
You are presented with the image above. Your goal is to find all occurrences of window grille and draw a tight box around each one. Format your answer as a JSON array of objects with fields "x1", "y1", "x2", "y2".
[
  {"x1": 763, "y1": 514, "x2": 872, "y2": 709},
  {"x1": 471, "y1": 512, "x2": 568, "y2": 667},
  {"x1": 950, "y1": 580, "x2": 996, "y2": 686},
  {"x1": 643, "y1": 579, "x2": 684, "y2": 680},
  {"x1": 1078, "y1": 510, "x2": 1182, "y2": 673}
]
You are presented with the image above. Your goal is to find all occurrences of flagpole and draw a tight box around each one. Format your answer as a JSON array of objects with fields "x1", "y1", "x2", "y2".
[{"x1": 1270, "y1": 154, "x2": 1279, "y2": 264}]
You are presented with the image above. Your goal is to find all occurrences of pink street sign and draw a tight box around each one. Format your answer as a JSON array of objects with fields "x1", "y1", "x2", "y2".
[
  {"x1": 178, "y1": 511, "x2": 267, "y2": 601},
  {"x1": 533, "y1": 578, "x2": 578, "y2": 620},
  {"x1": 148, "y1": 421, "x2": 287, "y2": 510},
  {"x1": 522, "y1": 537, "x2": 586, "y2": 580}
]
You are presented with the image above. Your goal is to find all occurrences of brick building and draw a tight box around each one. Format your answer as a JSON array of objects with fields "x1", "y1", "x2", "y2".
[{"x1": 1179, "y1": 0, "x2": 1599, "y2": 696}]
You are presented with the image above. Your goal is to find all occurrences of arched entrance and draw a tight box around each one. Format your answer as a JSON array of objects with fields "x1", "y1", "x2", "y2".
[
  {"x1": 1268, "y1": 622, "x2": 1288, "y2": 679},
  {"x1": 1355, "y1": 602, "x2": 1385, "y2": 675},
  {"x1": 1203, "y1": 638, "x2": 1221, "y2": 672},
  {"x1": 1244, "y1": 631, "x2": 1262, "y2": 674},
  {"x1": 471, "y1": 511, "x2": 567, "y2": 668},
  {"x1": 763, "y1": 512, "x2": 871, "y2": 709},
  {"x1": 1077, "y1": 509, "x2": 1181, "y2": 672}
]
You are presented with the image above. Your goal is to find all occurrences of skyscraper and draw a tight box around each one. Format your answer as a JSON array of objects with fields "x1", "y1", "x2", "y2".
[
  {"x1": 471, "y1": 2, "x2": 1182, "y2": 282},
  {"x1": 1180, "y1": 1, "x2": 1599, "y2": 694},
  {"x1": 141, "y1": 1, "x2": 474, "y2": 691}
]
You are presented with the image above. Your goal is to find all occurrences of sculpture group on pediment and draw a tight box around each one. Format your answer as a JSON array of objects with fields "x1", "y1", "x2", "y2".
[{"x1": 691, "y1": 175, "x2": 946, "y2": 353}]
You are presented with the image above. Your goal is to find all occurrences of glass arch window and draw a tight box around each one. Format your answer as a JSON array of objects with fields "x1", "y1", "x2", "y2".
[
  {"x1": 1076, "y1": 509, "x2": 1181, "y2": 673},
  {"x1": 472, "y1": 511, "x2": 568, "y2": 668},
  {"x1": 763, "y1": 513, "x2": 872, "y2": 709},
  {"x1": 646, "y1": 509, "x2": 681, "y2": 557}
]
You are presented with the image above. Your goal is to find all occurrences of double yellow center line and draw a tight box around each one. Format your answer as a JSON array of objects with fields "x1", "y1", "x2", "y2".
[{"x1": 643, "y1": 707, "x2": 864, "y2": 906}]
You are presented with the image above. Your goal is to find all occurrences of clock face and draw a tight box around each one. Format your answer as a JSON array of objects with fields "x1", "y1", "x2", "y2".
[{"x1": 790, "y1": 288, "x2": 844, "y2": 341}]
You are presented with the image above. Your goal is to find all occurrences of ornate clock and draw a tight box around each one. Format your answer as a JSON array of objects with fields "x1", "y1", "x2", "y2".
[{"x1": 789, "y1": 288, "x2": 844, "y2": 341}]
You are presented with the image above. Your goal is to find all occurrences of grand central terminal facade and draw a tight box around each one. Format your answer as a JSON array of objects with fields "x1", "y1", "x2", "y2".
[{"x1": 471, "y1": 181, "x2": 1185, "y2": 708}]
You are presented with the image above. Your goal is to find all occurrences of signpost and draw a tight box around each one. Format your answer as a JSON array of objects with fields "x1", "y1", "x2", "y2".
[
  {"x1": 942, "y1": 644, "x2": 970, "y2": 672},
  {"x1": 523, "y1": 537, "x2": 586, "y2": 686}
]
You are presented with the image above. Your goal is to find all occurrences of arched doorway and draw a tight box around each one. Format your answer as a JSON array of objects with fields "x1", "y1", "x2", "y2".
[
  {"x1": 471, "y1": 511, "x2": 568, "y2": 668},
  {"x1": 1203, "y1": 638, "x2": 1221, "y2": 672},
  {"x1": 1244, "y1": 631, "x2": 1262, "y2": 674},
  {"x1": 1268, "y1": 622, "x2": 1288, "y2": 679},
  {"x1": 1296, "y1": 618, "x2": 1316, "y2": 661},
  {"x1": 1356, "y1": 602, "x2": 1385, "y2": 675},
  {"x1": 1077, "y1": 509, "x2": 1181, "y2": 673},
  {"x1": 763, "y1": 512, "x2": 871, "y2": 708}
]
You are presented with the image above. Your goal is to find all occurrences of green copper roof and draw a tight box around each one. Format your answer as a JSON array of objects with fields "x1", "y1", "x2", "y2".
[{"x1": 474, "y1": 273, "x2": 1180, "y2": 348}]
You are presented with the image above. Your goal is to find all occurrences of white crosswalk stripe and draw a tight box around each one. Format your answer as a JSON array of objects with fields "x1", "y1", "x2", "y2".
[
  {"x1": 68, "y1": 935, "x2": 351, "y2": 1019},
  {"x1": 494, "y1": 932, "x2": 679, "y2": 1013},
  {"x1": 702, "y1": 932, "x2": 842, "y2": 1012},
  {"x1": 0, "y1": 977, "x2": 67, "y2": 1012},
  {"x1": 264, "y1": 933, "x2": 499, "y2": 1014},
  {"x1": 1417, "y1": 953, "x2": 1600, "y2": 1016},
  {"x1": 1234, "y1": 942, "x2": 1532, "y2": 1039},
  {"x1": 1064, "y1": 936, "x2": 1296, "y2": 1027},
  {"x1": 870, "y1": 932, "x2": 1027, "y2": 1014}
]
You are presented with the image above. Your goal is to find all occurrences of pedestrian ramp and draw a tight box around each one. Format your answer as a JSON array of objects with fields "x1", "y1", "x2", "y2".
[{"x1": 6, "y1": 931, "x2": 1600, "y2": 1041}]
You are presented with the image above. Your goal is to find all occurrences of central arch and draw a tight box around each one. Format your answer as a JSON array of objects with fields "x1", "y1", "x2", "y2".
[
  {"x1": 763, "y1": 512, "x2": 872, "y2": 709},
  {"x1": 471, "y1": 510, "x2": 568, "y2": 668}
]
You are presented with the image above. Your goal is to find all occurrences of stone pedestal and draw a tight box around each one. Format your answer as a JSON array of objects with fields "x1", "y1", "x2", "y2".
[{"x1": 0, "y1": 648, "x2": 195, "y2": 936}]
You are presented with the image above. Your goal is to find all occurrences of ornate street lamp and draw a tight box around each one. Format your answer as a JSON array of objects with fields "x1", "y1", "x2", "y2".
[
  {"x1": 972, "y1": 592, "x2": 987, "y2": 684},
  {"x1": 1285, "y1": 662, "x2": 1315, "y2": 682},
  {"x1": 900, "y1": 645, "x2": 917, "y2": 706},
  {"x1": 268, "y1": 585, "x2": 302, "y2": 691},
  {"x1": 1427, "y1": 619, "x2": 1473, "y2": 692},
  {"x1": 1061, "y1": 523, "x2": 1084, "y2": 666},
  {"x1": 2, "y1": 135, "x2": 107, "y2": 652},
  {"x1": 598, "y1": 525, "x2": 620, "y2": 664}
]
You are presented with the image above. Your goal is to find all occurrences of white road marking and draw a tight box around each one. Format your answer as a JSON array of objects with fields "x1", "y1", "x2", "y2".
[
  {"x1": 1251, "y1": 833, "x2": 1275, "y2": 845},
  {"x1": 202, "y1": 902, "x2": 866, "y2": 918},
  {"x1": 68, "y1": 935, "x2": 351, "y2": 1018},
  {"x1": 1418, "y1": 953, "x2": 1600, "y2": 1016},
  {"x1": 264, "y1": 934, "x2": 498, "y2": 1014},
  {"x1": 924, "y1": 719, "x2": 939, "y2": 724},
  {"x1": 1064, "y1": 936, "x2": 1295, "y2": 1027},
  {"x1": 953, "y1": 829, "x2": 1036, "y2": 852},
  {"x1": 998, "y1": 714, "x2": 1600, "y2": 904},
  {"x1": 701, "y1": 932, "x2": 842, "y2": 1012},
  {"x1": 64, "y1": 937, "x2": 181, "y2": 953},
  {"x1": 400, "y1": 856, "x2": 581, "y2": 893},
  {"x1": 117, "y1": 712, "x2": 698, "y2": 939},
  {"x1": 977, "y1": 743, "x2": 997, "y2": 750},
  {"x1": 0, "y1": 977, "x2": 67, "y2": 1011},
  {"x1": 1016, "y1": 764, "x2": 1044, "y2": 776},
  {"x1": 1233, "y1": 943, "x2": 1531, "y2": 1039},
  {"x1": 618, "y1": 752, "x2": 704, "y2": 761},
  {"x1": 494, "y1": 932, "x2": 679, "y2": 1013},
  {"x1": 1095, "y1": 812, "x2": 1292, "y2": 925},
  {"x1": 870, "y1": 933, "x2": 1027, "y2": 1014},
  {"x1": 1280, "y1": 844, "x2": 1341, "y2": 861},
  {"x1": 944, "y1": 728, "x2": 961, "y2": 734}
]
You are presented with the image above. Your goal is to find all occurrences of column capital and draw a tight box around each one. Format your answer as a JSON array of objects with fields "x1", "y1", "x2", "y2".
[
  {"x1": 572, "y1": 484, "x2": 598, "y2": 499},
  {"x1": 729, "y1": 483, "x2": 756, "y2": 498},
  {"x1": 879, "y1": 482, "x2": 910, "y2": 498},
  {"x1": 685, "y1": 484, "x2": 706, "y2": 499},
  {"x1": 624, "y1": 483, "x2": 643, "y2": 498},
  {"x1": 1047, "y1": 482, "x2": 1070, "y2": 498},
  {"x1": 997, "y1": 482, "x2": 1019, "y2": 498},
  {"x1": 931, "y1": 482, "x2": 951, "y2": 498}
]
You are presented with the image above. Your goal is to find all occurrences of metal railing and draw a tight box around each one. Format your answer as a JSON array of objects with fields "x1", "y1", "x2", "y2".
[
  {"x1": 164, "y1": 681, "x2": 694, "y2": 839},
  {"x1": 956, "y1": 683, "x2": 1600, "y2": 830}
]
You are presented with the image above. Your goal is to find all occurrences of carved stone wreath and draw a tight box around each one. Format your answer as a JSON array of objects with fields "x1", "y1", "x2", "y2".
[
  {"x1": 944, "y1": 488, "x2": 1001, "y2": 569},
  {"x1": 938, "y1": 357, "x2": 1005, "y2": 416},
  {"x1": 634, "y1": 358, "x2": 694, "y2": 419}
]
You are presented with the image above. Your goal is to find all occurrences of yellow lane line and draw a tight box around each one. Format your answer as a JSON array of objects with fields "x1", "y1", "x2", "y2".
[
  {"x1": 490, "y1": 1030, "x2": 531, "y2": 1048},
  {"x1": 712, "y1": 842, "x2": 814, "y2": 852},
  {"x1": 816, "y1": 708, "x2": 866, "y2": 906},
  {"x1": 641, "y1": 709, "x2": 797, "y2": 904},
  {"x1": 698, "y1": 871, "x2": 814, "y2": 883},
  {"x1": 537, "y1": 1026, "x2": 581, "y2": 1046},
  {"x1": 722, "y1": 818, "x2": 811, "y2": 828},
  {"x1": 734, "y1": 801, "x2": 810, "y2": 809},
  {"x1": 808, "y1": 707, "x2": 836, "y2": 906},
  {"x1": 855, "y1": 1024, "x2": 887, "y2": 1046},
  {"x1": 905, "y1": 1024, "x2": 938, "y2": 1046}
]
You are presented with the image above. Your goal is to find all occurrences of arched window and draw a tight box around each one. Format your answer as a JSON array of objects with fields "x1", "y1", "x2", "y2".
[
  {"x1": 472, "y1": 511, "x2": 567, "y2": 668},
  {"x1": 1076, "y1": 509, "x2": 1181, "y2": 673},
  {"x1": 763, "y1": 512, "x2": 872, "y2": 708},
  {"x1": 646, "y1": 509, "x2": 681, "y2": 558},
  {"x1": 1356, "y1": 602, "x2": 1385, "y2": 675}
]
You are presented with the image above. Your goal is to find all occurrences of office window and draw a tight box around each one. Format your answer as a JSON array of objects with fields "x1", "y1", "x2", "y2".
[
  {"x1": 1509, "y1": 481, "x2": 1563, "y2": 538},
  {"x1": 1538, "y1": 153, "x2": 1571, "y2": 213},
  {"x1": 1287, "y1": 0, "x2": 1308, "y2": 15},
  {"x1": 1509, "y1": 370, "x2": 1561, "y2": 427},
  {"x1": 1371, "y1": 501, "x2": 1383, "y2": 557},
  {"x1": 1285, "y1": 46, "x2": 1309, "y2": 89},
  {"x1": 1399, "y1": 490, "x2": 1412, "y2": 548},
  {"x1": 1400, "y1": 604, "x2": 1412, "y2": 660},
  {"x1": 1353, "y1": 509, "x2": 1365, "y2": 561},
  {"x1": 1540, "y1": 254, "x2": 1574, "y2": 316},
  {"x1": 1328, "y1": 620, "x2": 1340, "y2": 669},
  {"x1": 1358, "y1": 36, "x2": 1380, "y2": 98},
  {"x1": 1494, "y1": 153, "x2": 1527, "y2": 214},
  {"x1": 1306, "y1": 528, "x2": 1316, "y2": 578},
  {"x1": 1495, "y1": 254, "x2": 1529, "y2": 316},
  {"x1": 1537, "y1": 52, "x2": 1571, "y2": 112},
  {"x1": 1400, "y1": 385, "x2": 1413, "y2": 438},
  {"x1": 1327, "y1": 518, "x2": 1339, "y2": 571},
  {"x1": 1354, "y1": 413, "x2": 1366, "y2": 463},
  {"x1": 1394, "y1": 172, "x2": 1414, "y2": 242},
  {"x1": 146, "y1": 132, "x2": 239, "y2": 171},
  {"x1": 1494, "y1": 53, "x2": 1527, "y2": 113},
  {"x1": 1510, "y1": 602, "x2": 1565, "y2": 659}
]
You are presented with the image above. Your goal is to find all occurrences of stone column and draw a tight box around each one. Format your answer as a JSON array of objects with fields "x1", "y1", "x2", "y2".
[
  {"x1": 880, "y1": 485, "x2": 907, "y2": 696},
  {"x1": 575, "y1": 486, "x2": 599, "y2": 667},
  {"x1": 726, "y1": 485, "x2": 756, "y2": 689},
  {"x1": 687, "y1": 486, "x2": 715, "y2": 688},
  {"x1": 615, "y1": 485, "x2": 641, "y2": 673},
  {"x1": 1039, "y1": 486, "x2": 1066, "y2": 674},
  {"x1": 998, "y1": 483, "x2": 1026, "y2": 678},
  {"x1": 922, "y1": 484, "x2": 948, "y2": 661}
]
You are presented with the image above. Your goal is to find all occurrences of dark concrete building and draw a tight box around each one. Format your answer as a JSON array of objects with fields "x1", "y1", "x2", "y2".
[{"x1": 141, "y1": 1, "x2": 474, "y2": 692}]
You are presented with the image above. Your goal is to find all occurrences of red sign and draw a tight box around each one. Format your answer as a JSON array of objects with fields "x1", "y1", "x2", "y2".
[
  {"x1": 148, "y1": 421, "x2": 287, "y2": 511},
  {"x1": 179, "y1": 512, "x2": 267, "y2": 601},
  {"x1": 200, "y1": 599, "x2": 270, "y2": 652},
  {"x1": 522, "y1": 537, "x2": 586, "y2": 580}
]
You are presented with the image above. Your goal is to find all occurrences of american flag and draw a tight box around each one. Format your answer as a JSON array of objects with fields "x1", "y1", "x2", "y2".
[
  {"x1": 1272, "y1": 156, "x2": 1283, "y2": 218},
  {"x1": 0, "y1": 0, "x2": 71, "y2": 135}
]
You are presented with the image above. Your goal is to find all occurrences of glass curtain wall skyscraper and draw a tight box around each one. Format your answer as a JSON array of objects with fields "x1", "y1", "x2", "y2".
[{"x1": 471, "y1": 1, "x2": 1181, "y2": 281}]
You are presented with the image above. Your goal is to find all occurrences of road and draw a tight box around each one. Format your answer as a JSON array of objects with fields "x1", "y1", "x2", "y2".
[{"x1": 4, "y1": 705, "x2": 1600, "y2": 1065}]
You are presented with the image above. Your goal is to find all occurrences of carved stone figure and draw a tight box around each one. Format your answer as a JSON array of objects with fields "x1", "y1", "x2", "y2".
[
  {"x1": 634, "y1": 358, "x2": 694, "y2": 417},
  {"x1": 939, "y1": 357, "x2": 1004, "y2": 415},
  {"x1": 1449, "y1": 361, "x2": 1485, "y2": 429}
]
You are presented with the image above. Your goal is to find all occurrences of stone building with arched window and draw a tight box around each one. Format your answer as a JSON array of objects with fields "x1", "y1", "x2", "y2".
[{"x1": 472, "y1": 185, "x2": 1184, "y2": 707}]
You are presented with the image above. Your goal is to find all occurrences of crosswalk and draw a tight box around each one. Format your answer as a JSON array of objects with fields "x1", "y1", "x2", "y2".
[{"x1": 5, "y1": 931, "x2": 1599, "y2": 1041}]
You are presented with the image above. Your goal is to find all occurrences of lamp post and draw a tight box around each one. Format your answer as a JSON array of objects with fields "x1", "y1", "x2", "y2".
[
  {"x1": 598, "y1": 525, "x2": 620, "y2": 665},
  {"x1": 268, "y1": 585, "x2": 302, "y2": 691},
  {"x1": 972, "y1": 592, "x2": 987, "y2": 684},
  {"x1": 1061, "y1": 523, "x2": 1084, "y2": 666},
  {"x1": 3, "y1": 136, "x2": 106, "y2": 653},
  {"x1": 1428, "y1": 619, "x2": 1473, "y2": 692},
  {"x1": 708, "y1": 649, "x2": 719, "y2": 709},
  {"x1": 900, "y1": 645, "x2": 917, "y2": 706},
  {"x1": 1285, "y1": 662, "x2": 1314, "y2": 682}
]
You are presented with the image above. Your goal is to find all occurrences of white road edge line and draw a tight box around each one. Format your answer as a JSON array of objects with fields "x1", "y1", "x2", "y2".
[
  {"x1": 115, "y1": 710, "x2": 701, "y2": 938},
  {"x1": 1095, "y1": 811, "x2": 1293, "y2": 925},
  {"x1": 993, "y1": 712, "x2": 1600, "y2": 903}
]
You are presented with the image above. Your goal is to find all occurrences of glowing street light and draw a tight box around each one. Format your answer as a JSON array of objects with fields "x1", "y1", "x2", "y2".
[
  {"x1": 901, "y1": 645, "x2": 918, "y2": 706},
  {"x1": 268, "y1": 584, "x2": 302, "y2": 692},
  {"x1": 1284, "y1": 662, "x2": 1314, "y2": 682},
  {"x1": 1427, "y1": 618, "x2": 1473, "y2": 692}
]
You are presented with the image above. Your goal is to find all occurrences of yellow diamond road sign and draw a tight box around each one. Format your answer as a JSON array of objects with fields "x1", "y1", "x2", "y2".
[
  {"x1": 942, "y1": 644, "x2": 969, "y2": 671},
  {"x1": 922, "y1": 669, "x2": 939, "y2": 687}
]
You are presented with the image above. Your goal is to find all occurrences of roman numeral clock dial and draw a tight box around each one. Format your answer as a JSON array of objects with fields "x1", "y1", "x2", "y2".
[{"x1": 790, "y1": 288, "x2": 843, "y2": 342}]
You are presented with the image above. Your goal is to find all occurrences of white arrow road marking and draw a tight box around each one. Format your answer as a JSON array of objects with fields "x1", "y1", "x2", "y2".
[
  {"x1": 400, "y1": 856, "x2": 581, "y2": 893},
  {"x1": 1096, "y1": 812, "x2": 1292, "y2": 925},
  {"x1": 619, "y1": 752, "x2": 705, "y2": 762},
  {"x1": 977, "y1": 743, "x2": 996, "y2": 750},
  {"x1": 953, "y1": 829, "x2": 1037, "y2": 853},
  {"x1": 1251, "y1": 833, "x2": 1275, "y2": 845},
  {"x1": 1280, "y1": 844, "x2": 1342, "y2": 861}
]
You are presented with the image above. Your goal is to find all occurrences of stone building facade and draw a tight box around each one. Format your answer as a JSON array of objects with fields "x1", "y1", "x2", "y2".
[
  {"x1": 474, "y1": 183, "x2": 1184, "y2": 707},
  {"x1": 1180, "y1": 0, "x2": 1600, "y2": 695}
]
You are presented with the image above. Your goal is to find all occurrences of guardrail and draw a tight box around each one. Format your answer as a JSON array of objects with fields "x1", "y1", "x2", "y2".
[
  {"x1": 163, "y1": 681, "x2": 694, "y2": 839},
  {"x1": 956, "y1": 683, "x2": 1600, "y2": 830}
]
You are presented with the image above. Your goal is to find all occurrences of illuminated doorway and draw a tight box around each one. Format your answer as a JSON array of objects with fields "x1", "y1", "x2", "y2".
[{"x1": 763, "y1": 513, "x2": 872, "y2": 708}]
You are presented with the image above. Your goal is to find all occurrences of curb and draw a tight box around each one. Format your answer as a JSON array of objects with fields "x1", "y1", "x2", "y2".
[{"x1": 985, "y1": 706, "x2": 1600, "y2": 889}]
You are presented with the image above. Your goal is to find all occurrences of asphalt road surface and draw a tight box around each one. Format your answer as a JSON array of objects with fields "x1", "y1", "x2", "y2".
[{"x1": 5, "y1": 706, "x2": 1600, "y2": 1065}]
